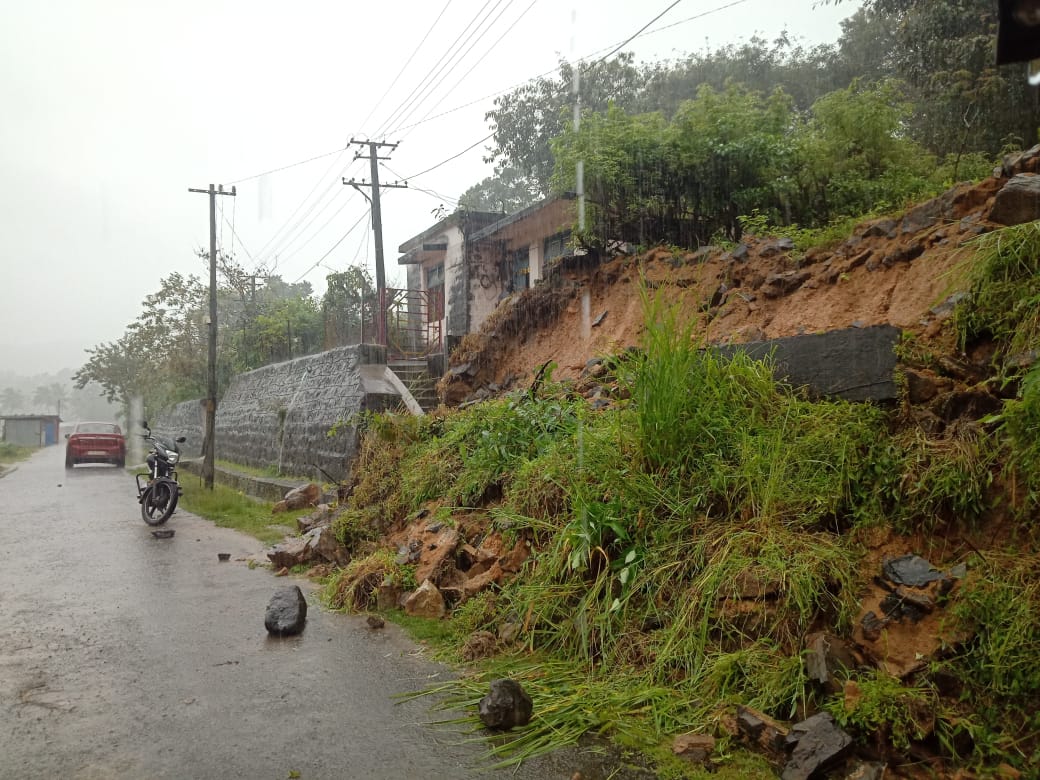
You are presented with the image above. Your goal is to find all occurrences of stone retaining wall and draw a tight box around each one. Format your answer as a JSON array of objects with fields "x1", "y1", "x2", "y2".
[
  {"x1": 715, "y1": 324, "x2": 901, "y2": 402},
  {"x1": 155, "y1": 344, "x2": 397, "y2": 484}
]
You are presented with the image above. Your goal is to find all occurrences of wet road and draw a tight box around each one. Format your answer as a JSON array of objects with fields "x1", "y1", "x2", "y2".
[{"x1": 0, "y1": 446, "x2": 607, "y2": 780}]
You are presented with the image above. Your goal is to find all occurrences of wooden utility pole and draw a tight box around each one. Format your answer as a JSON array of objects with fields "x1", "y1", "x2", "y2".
[
  {"x1": 188, "y1": 183, "x2": 237, "y2": 489},
  {"x1": 343, "y1": 139, "x2": 407, "y2": 346}
]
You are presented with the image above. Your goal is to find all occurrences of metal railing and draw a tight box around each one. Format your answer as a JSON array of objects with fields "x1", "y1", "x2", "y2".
[{"x1": 382, "y1": 288, "x2": 443, "y2": 359}]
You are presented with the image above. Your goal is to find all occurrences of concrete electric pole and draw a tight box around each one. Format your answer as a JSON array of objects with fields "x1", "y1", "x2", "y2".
[
  {"x1": 188, "y1": 183, "x2": 237, "y2": 490},
  {"x1": 343, "y1": 139, "x2": 407, "y2": 346}
]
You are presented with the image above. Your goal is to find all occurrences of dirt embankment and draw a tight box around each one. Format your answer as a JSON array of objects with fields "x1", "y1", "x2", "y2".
[{"x1": 441, "y1": 175, "x2": 1006, "y2": 404}]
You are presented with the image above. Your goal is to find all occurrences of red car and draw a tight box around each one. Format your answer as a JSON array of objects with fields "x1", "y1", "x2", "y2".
[{"x1": 65, "y1": 422, "x2": 126, "y2": 469}]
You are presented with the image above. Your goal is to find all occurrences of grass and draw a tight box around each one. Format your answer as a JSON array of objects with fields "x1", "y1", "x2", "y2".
[
  {"x1": 314, "y1": 280, "x2": 1040, "y2": 776},
  {"x1": 179, "y1": 479, "x2": 310, "y2": 545},
  {"x1": 0, "y1": 442, "x2": 35, "y2": 464},
  {"x1": 954, "y1": 221, "x2": 1040, "y2": 362},
  {"x1": 215, "y1": 457, "x2": 315, "y2": 482}
]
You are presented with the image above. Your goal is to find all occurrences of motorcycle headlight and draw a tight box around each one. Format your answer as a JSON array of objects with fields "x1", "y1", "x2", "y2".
[{"x1": 167, "y1": 452, "x2": 180, "y2": 465}]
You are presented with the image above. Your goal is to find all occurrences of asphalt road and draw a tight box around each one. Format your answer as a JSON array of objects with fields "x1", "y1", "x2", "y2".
[{"x1": 0, "y1": 445, "x2": 630, "y2": 780}]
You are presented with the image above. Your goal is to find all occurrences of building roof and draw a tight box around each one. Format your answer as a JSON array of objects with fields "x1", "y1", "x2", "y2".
[
  {"x1": 0, "y1": 414, "x2": 63, "y2": 421},
  {"x1": 469, "y1": 192, "x2": 576, "y2": 243},
  {"x1": 397, "y1": 209, "x2": 503, "y2": 261}
]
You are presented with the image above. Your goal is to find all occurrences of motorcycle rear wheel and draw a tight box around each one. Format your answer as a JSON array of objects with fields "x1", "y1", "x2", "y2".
[{"x1": 141, "y1": 481, "x2": 177, "y2": 526}]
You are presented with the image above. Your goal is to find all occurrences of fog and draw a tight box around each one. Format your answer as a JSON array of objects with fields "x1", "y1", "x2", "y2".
[{"x1": 0, "y1": 0, "x2": 858, "y2": 380}]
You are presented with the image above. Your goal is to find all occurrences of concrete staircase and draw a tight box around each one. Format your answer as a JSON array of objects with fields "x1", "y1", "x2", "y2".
[{"x1": 388, "y1": 359, "x2": 439, "y2": 412}]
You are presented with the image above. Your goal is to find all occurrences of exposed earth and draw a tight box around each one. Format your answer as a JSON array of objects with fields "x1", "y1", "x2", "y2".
[
  {"x1": 445, "y1": 174, "x2": 1005, "y2": 397},
  {"x1": 272, "y1": 151, "x2": 1040, "y2": 778}
]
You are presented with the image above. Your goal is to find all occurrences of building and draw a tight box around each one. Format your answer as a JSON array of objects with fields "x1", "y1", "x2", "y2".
[
  {"x1": 396, "y1": 194, "x2": 576, "y2": 358},
  {"x1": 1, "y1": 414, "x2": 63, "y2": 447}
]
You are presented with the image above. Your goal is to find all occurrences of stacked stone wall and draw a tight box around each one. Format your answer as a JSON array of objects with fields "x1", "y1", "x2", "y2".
[{"x1": 156, "y1": 344, "x2": 393, "y2": 484}]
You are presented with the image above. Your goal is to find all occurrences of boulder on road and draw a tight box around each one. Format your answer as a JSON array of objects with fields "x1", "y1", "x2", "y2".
[{"x1": 265, "y1": 585, "x2": 308, "y2": 636}]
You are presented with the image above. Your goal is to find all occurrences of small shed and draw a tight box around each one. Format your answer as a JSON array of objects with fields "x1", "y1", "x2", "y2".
[{"x1": 1, "y1": 415, "x2": 63, "y2": 447}]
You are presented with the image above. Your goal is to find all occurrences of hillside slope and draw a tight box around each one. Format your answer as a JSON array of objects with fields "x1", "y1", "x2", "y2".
[
  {"x1": 442, "y1": 174, "x2": 1008, "y2": 401},
  {"x1": 312, "y1": 154, "x2": 1040, "y2": 779}
]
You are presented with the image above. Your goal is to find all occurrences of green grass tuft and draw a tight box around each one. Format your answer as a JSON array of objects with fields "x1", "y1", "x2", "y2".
[{"x1": 179, "y1": 480, "x2": 308, "y2": 544}]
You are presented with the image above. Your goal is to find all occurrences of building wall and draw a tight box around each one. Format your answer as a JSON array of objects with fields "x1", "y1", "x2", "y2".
[
  {"x1": 3, "y1": 418, "x2": 42, "y2": 447},
  {"x1": 466, "y1": 239, "x2": 506, "y2": 336},
  {"x1": 529, "y1": 241, "x2": 544, "y2": 283},
  {"x1": 154, "y1": 344, "x2": 395, "y2": 483},
  {"x1": 442, "y1": 226, "x2": 468, "y2": 340}
]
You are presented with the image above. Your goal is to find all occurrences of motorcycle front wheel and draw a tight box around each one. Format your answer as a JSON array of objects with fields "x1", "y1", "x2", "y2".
[{"x1": 141, "y1": 481, "x2": 178, "y2": 526}]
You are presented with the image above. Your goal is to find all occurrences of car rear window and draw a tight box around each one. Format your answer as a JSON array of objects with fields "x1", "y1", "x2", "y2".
[{"x1": 76, "y1": 423, "x2": 121, "y2": 435}]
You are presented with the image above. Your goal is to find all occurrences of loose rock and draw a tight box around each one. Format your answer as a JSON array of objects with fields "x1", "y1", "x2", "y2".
[
  {"x1": 265, "y1": 585, "x2": 308, "y2": 636},
  {"x1": 672, "y1": 733, "x2": 715, "y2": 763},
  {"x1": 273, "y1": 482, "x2": 322, "y2": 514},
  {"x1": 478, "y1": 679, "x2": 533, "y2": 730},
  {"x1": 403, "y1": 579, "x2": 446, "y2": 619},
  {"x1": 990, "y1": 173, "x2": 1040, "y2": 225},
  {"x1": 781, "y1": 712, "x2": 853, "y2": 780}
]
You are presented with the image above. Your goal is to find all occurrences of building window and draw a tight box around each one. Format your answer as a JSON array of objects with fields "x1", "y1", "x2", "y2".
[
  {"x1": 544, "y1": 230, "x2": 572, "y2": 263},
  {"x1": 511, "y1": 248, "x2": 530, "y2": 292},
  {"x1": 426, "y1": 263, "x2": 444, "y2": 322}
]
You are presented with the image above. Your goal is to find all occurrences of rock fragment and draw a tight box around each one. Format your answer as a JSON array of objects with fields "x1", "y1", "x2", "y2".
[
  {"x1": 478, "y1": 679, "x2": 533, "y2": 730},
  {"x1": 265, "y1": 585, "x2": 307, "y2": 636}
]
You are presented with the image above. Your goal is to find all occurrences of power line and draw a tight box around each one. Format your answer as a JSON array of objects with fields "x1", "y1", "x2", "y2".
[
  {"x1": 405, "y1": 132, "x2": 495, "y2": 181},
  {"x1": 357, "y1": 0, "x2": 455, "y2": 132},
  {"x1": 269, "y1": 189, "x2": 362, "y2": 267},
  {"x1": 227, "y1": 0, "x2": 753, "y2": 281},
  {"x1": 391, "y1": 0, "x2": 540, "y2": 140},
  {"x1": 218, "y1": 1, "x2": 749, "y2": 189},
  {"x1": 225, "y1": 146, "x2": 347, "y2": 186},
  {"x1": 292, "y1": 208, "x2": 371, "y2": 284},
  {"x1": 594, "y1": 0, "x2": 685, "y2": 64},
  {"x1": 249, "y1": 151, "x2": 353, "y2": 262},
  {"x1": 384, "y1": 164, "x2": 458, "y2": 205},
  {"x1": 639, "y1": 0, "x2": 749, "y2": 38},
  {"x1": 375, "y1": 0, "x2": 500, "y2": 136},
  {"x1": 221, "y1": 213, "x2": 253, "y2": 262},
  {"x1": 386, "y1": 0, "x2": 525, "y2": 138},
  {"x1": 253, "y1": 156, "x2": 365, "y2": 267}
]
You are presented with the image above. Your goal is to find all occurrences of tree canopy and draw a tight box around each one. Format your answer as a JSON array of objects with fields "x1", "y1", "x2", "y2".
[{"x1": 463, "y1": 0, "x2": 1037, "y2": 236}]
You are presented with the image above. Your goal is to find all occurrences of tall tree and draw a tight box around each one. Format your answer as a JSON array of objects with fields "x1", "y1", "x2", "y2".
[
  {"x1": 485, "y1": 54, "x2": 646, "y2": 197},
  {"x1": 32, "y1": 383, "x2": 69, "y2": 414},
  {"x1": 833, "y1": 0, "x2": 1039, "y2": 155},
  {"x1": 321, "y1": 266, "x2": 376, "y2": 349},
  {"x1": 458, "y1": 166, "x2": 542, "y2": 213},
  {"x1": 1, "y1": 387, "x2": 26, "y2": 414}
]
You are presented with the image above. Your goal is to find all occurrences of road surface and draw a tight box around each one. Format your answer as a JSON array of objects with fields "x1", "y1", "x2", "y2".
[{"x1": 0, "y1": 446, "x2": 635, "y2": 779}]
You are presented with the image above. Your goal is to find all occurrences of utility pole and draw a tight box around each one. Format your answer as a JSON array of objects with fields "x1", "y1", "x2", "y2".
[
  {"x1": 343, "y1": 139, "x2": 407, "y2": 347},
  {"x1": 188, "y1": 183, "x2": 237, "y2": 490}
]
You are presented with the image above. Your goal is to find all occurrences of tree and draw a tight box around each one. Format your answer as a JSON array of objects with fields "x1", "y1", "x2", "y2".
[
  {"x1": 552, "y1": 84, "x2": 795, "y2": 247},
  {"x1": 831, "y1": 0, "x2": 1040, "y2": 157},
  {"x1": 1, "y1": 387, "x2": 25, "y2": 414},
  {"x1": 781, "y1": 79, "x2": 938, "y2": 225},
  {"x1": 321, "y1": 265, "x2": 375, "y2": 349},
  {"x1": 458, "y1": 166, "x2": 542, "y2": 213},
  {"x1": 75, "y1": 272, "x2": 209, "y2": 420},
  {"x1": 486, "y1": 54, "x2": 646, "y2": 197},
  {"x1": 32, "y1": 383, "x2": 69, "y2": 414}
]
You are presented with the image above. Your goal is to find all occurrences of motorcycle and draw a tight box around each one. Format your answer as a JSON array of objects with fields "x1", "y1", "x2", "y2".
[{"x1": 136, "y1": 422, "x2": 186, "y2": 526}]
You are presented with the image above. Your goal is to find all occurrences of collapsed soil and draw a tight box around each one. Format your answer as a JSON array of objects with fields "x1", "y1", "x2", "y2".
[
  {"x1": 305, "y1": 168, "x2": 1040, "y2": 777},
  {"x1": 445, "y1": 177, "x2": 1002, "y2": 396}
]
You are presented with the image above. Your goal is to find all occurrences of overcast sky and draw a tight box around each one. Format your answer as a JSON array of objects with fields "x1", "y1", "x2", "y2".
[{"x1": 0, "y1": 0, "x2": 862, "y2": 376}]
